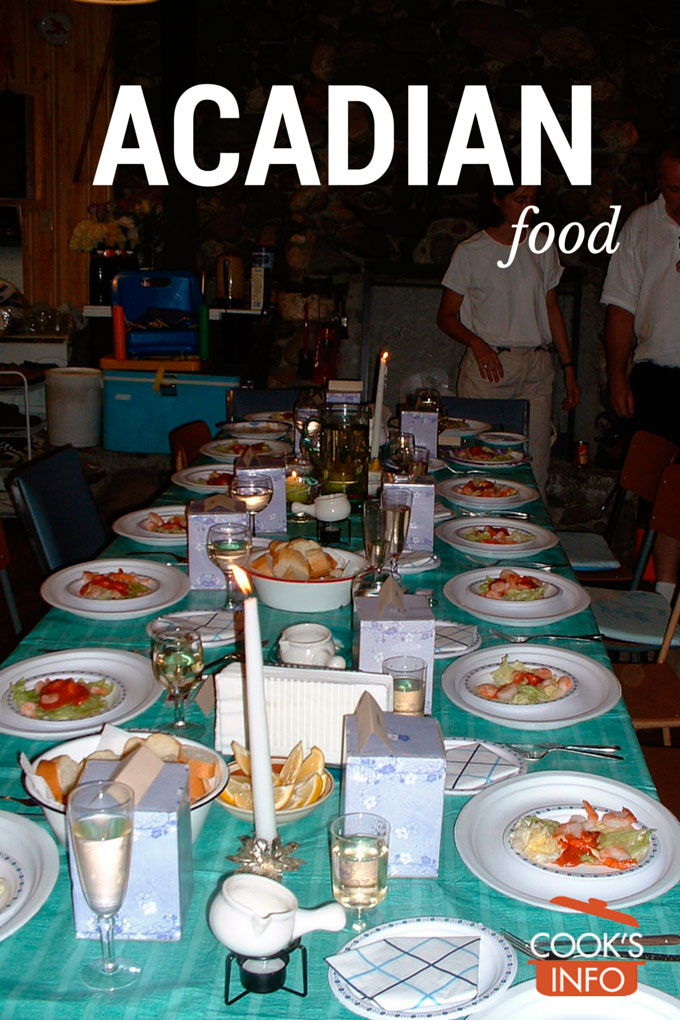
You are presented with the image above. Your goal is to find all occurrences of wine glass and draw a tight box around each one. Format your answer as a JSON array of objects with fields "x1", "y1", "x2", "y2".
[
  {"x1": 151, "y1": 626, "x2": 205, "y2": 738},
  {"x1": 68, "y1": 780, "x2": 140, "y2": 991},
  {"x1": 230, "y1": 474, "x2": 273, "y2": 535},
  {"x1": 206, "y1": 522, "x2": 252, "y2": 609},
  {"x1": 387, "y1": 432, "x2": 415, "y2": 474},
  {"x1": 362, "y1": 498, "x2": 386, "y2": 571},
  {"x1": 381, "y1": 488, "x2": 413, "y2": 577},
  {"x1": 414, "y1": 388, "x2": 440, "y2": 413},
  {"x1": 330, "y1": 812, "x2": 390, "y2": 932}
]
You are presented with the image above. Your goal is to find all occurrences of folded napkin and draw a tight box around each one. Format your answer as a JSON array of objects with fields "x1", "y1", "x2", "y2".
[
  {"x1": 152, "y1": 610, "x2": 239, "y2": 645},
  {"x1": 434, "y1": 502, "x2": 455, "y2": 521},
  {"x1": 445, "y1": 741, "x2": 521, "y2": 793},
  {"x1": 435, "y1": 623, "x2": 478, "y2": 654},
  {"x1": 327, "y1": 935, "x2": 480, "y2": 1011}
]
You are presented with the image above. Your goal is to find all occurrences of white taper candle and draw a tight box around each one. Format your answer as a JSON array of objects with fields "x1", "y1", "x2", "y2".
[
  {"x1": 370, "y1": 351, "x2": 389, "y2": 461},
  {"x1": 243, "y1": 596, "x2": 278, "y2": 844}
]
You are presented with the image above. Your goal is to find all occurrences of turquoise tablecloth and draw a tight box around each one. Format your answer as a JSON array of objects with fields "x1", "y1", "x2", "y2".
[{"x1": 0, "y1": 462, "x2": 679, "y2": 1018}]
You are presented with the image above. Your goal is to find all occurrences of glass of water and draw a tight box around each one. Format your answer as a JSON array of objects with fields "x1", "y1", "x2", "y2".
[
  {"x1": 151, "y1": 626, "x2": 205, "y2": 738},
  {"x1": 330, "y1": 812, "x2": 390, "y2": 932}
]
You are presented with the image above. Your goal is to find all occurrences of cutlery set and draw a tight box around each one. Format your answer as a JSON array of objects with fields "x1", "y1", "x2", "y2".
[
  {"x1": 507, "y1": 743, "x2": 623, "y2": 761},
  {"x1": 502, "y1": 929, "x2": 680, "y2": 963}
]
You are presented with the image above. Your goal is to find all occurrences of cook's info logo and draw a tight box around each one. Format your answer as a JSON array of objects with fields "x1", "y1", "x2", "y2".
[{"x1": 529, "y1": 898, "x2": 644, "y2": 996}]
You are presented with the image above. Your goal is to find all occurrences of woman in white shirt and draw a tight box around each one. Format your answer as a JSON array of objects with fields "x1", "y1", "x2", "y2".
[{"x1": 436, "y1": 180, "x2": 580, "y2": 492}]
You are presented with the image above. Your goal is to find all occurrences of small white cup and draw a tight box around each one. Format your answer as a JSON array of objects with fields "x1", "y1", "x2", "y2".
[{"x1": 279, "y1": 623, "x2": 345, "y2": 669}]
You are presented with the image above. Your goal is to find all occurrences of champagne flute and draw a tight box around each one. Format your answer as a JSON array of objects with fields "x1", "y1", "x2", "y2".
[
  {"x1": 330, "y1": 812, "x2": 390, "y2": 932},
  {"x1": 151, "y1": 626, "x2": 205, "y2": 738},
  {"x1": 387, "y1": 432, "x2": 415, "y2": 474},
  {"x1": 381, "y1": 488, "x2": 413, "y2": 577},
  {"x1": 362, "y1": 498, "x2": 387, "y2": 571},
  {"x1": 230, "y1": 474, "x2": 273, "y2": 535},
  {"x1": 206, "y1": 522, "x2": 252, "y2": 609},
  {"x1": 68, "y1": 781, "x2": 139, "y2": 991}
]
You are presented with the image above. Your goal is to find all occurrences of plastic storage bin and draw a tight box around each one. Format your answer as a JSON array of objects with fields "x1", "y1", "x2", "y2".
[
  {"x1": 111, "y1": 271, "x2": 203, "y2": 357},
  {"x1": 102, "y1": 370, "x2": 239, "y2": 453},
  {"x1": 45, "y1": 367, "x2": 102, "y2": 447}
]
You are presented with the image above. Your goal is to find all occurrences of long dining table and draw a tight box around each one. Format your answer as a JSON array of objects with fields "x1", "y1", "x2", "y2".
[{"x1": 0, "y1": 453, "x2": 679, "y2": 1019}]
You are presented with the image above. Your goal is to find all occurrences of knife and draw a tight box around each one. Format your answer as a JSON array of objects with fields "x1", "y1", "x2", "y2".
[{"x1": 541, "y1": 934, "x2": 680, "y2": 949}]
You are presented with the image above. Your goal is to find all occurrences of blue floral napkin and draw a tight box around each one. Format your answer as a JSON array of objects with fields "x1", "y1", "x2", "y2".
[
  {"x1": 326, "y1": 935, "x2": 480, "y2": 1010},
  {"x1": 444, "y1": 740, "x2": 521, "y2": 793}
]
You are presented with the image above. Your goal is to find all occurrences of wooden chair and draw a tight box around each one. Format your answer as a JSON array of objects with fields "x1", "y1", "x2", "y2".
[
  {"x1": 7, "y1": 446, "x2": 108, "y2": 576},
  {"x1": 614, "y1": 463, "x2": 680, "y2": 743},
  {"x1": 169, "y1": 419, "x2": 212, "y2": 471},
  {"x1": 558, "y1": 430, "x2": 679, "y2": 584},
  {"x1": 0, "y1": 517, "x2": 21, "y2": 635}
]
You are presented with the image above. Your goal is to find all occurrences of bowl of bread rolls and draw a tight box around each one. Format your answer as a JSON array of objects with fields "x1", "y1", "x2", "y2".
[
  {"x1": 246, "y1": 538, "x2": 368, "y2": 612},
  {"x1": 23, "y1": 730, "x2": 227, "y2": 845}
]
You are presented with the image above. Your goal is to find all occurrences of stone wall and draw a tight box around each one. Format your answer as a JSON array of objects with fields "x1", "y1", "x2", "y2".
[{"x1": 113, "y1": 0, "x2": 680, "y2": 440}]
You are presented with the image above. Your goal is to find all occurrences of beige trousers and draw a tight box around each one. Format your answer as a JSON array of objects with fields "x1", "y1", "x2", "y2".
[{"x1": 456, "y1": 347, "x2": 555, "y2": 493}]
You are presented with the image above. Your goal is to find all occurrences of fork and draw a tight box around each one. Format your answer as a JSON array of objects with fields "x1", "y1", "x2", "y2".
[
  {"x1": 507, "y1": 743, "x2": 623, "y2": 760},
  {"x1": 501, "y1": 929, "x2": 680, "y2": 963},
  {"x1": 489, "y1": 628, "x2": 602, "y2": 643}
]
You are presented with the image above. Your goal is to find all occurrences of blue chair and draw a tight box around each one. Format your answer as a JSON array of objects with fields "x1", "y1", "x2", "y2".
[
  {"x1": 7, "y1": 446, "x2": 108, "y2": 576},
  {"x1": 112, "y1": 270, "x2": 203, "y2": 357},
  {"x1": 438, "y1": 396, "x2": 529, "y2": 436}
]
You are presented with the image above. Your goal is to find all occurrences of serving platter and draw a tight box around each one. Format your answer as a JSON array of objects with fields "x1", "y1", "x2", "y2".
[
  {"x1": 0, "y1": 649, "x2": 160, "y2": 740},
  {"x1": 455, "y1": 771, "x2": 680, "y2": 910},
  {"x1": 436, "y1": 518, "x2": 558, "y2": 559},
  {"x1": 40, "y1": 559, "x2": 190, "y2": 621},
  {"x1": 441, "y1": 645, "x2": 620, "y2": 729},
  {"x1": 436, "y1": 477, "x2": 538, "y2": 510},
  {"x1": 443, "y1": 567, "x2": 590, "y2": 626},
  {"x1": 112, "y1": 504, "x2": 187, "y2": 546}
]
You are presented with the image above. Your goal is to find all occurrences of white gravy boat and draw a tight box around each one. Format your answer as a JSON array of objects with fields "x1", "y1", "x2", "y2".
[
  {"x1": 279, "y1": 622, "x2": 345, "y2": 668},
  {"x1": 290, "y1": 492, "x2": 351, "y2": 522},
  {"x1": 209, "y1": 873, "x2": 345, "y2": 957}
]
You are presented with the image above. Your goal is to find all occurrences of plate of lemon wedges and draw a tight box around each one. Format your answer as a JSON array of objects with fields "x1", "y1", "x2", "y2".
[{"x1": 218, "y1": 740, "x2": 334, "y2": 824}]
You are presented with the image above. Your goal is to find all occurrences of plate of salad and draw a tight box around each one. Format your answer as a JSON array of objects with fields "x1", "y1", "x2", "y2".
[
  {"x1": 438, "y1": 418, "x2": 491, "y2": 443},
  {"x1": 113, "y1": 505, "x2": 187, "y2": 547},
  {"x1": 40, "y1": 559, "x2": 190, "y2": 621},
  {"x1": 441, "y1": 645, "x2": 620, "y2": 728},
  {"x1": 443, "y1": 567, "x2": 590, "y2": 625},
  {"x1": 455, "y1": 772, "x2": 680, "y2": 909},
  {"x1": 200, "y1": 438, "x2": 291, "y2": 463},
  {"x1": 436, "y1": 476, "x2": 539, "y2": 510},
  {"x1": 436, "y1": 518, "x2": 558, "y2": 559},
  {"x1": 445, "y1": 445, "x2": 529, "y2": 468},
  {"x1": 0, "y1": 649, "x2": 161, "y2": 739}
]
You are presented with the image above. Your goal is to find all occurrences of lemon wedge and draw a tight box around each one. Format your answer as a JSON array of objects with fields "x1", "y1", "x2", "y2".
[
  {"x1": 273, "y1": 784, "x2": 294, "y2": 810},
  {"x1": 295, "y1": 745, "x2": 325, "y2": 784},
  {"x1": 219, "y1": 775, "x2": 252, "y2": 809},
  {"x1": 231, "y1": 740, "x2": 251, "y2": 776},
  {"x1": 277, "y1": 740, "x2": 304, "y2": 786},
  {"x1": 288, "y1": 772, "x2": 325, "y2": 809}
]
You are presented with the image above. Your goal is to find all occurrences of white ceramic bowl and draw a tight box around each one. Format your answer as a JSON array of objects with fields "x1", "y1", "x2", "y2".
[
  {"x1": 25, "y1": 730, "x2": 227, "y2": 845},
  {"x1": 246, "y1": 547, "x2": 368, "y2": 612},
  {"x1": 217, "y1": 759, "x2": 335, "y2": 825}
]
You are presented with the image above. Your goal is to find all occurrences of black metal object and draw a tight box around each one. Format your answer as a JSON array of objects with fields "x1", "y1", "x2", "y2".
[{"x1": 224, "y1": 940, "x2": 307, "y2": 1005}]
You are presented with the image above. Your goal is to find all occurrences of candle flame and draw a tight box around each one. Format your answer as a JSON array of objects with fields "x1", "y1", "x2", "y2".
[
  {"x1": 381, "y1": 351, "x2": 389, "y2": 363},
  {"x1": 291, "y1": 471, "x2": 298, "y2": 480},
  {"x1": 232, "y1": 564, "x2": 252, "y2": 594}
]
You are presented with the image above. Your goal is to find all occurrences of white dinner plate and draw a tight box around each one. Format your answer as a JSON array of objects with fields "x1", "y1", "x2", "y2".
[
  {"x1": 438, "y1": 419, "x2": 491, "y2": 442},
  {"x1": 0, "y1": 649, "x2": 161, "y2": 739},
  {"x1": 243, "y1": 410, "x2": 294, "y2": 423},
  {"x1": 398, "y1": 552, "x2": 441, "y2": 574},
  {"x1": 429, "y1": 457, "x2": 446, "y2": 471},
  {"x1": 112, "y1": 504, "x2": 188, "y2": 546},
  {"x1": 441, "y1": 645, "x2": 620, "y2": 729},
  {"x1": 327, "y1": 916, "x2": 517, "y2": 1020},
  {"x1": 436, "y1": 518, "x2": 558, "y2": 560},
  {"x1": 445, "y1": 448, "x2": 529, "y2": 469},
  {"x1": 0, "y1": 812, "x2": 58, "y2": 943},
  {"x1": 199, "y1": 438, "x2": 290, "y2": 463},
  {"x1": 454, "y1": 771, "x2": 680, "y2": 911},
  {"x1": 474, "y1": 979, "x2": 680, "y2": 1020},
  {"x1": 223, "y1": 421, "x2": 291, "y2": 440},
  {"x1": 171, "y1": 467, "x2": 234, "y2": 493},
  {"x1": 477, "y1": 432, "x2": 527, "y2": 447},
  {"x1": 443, "y1": 567, "x2": 590, "y2": 626},
  {"x1": 40, "y1": 559, "x2": 190, "y2": 621},
  {"x1": 434, "y1": 621, "x2": 482, "y2": 659},
  {"x1": 146, "y1": 609, "x2": 242, "y2": 648},
  {"x1": 437, "y1": 477, "x2": 538, "y2": 510}
]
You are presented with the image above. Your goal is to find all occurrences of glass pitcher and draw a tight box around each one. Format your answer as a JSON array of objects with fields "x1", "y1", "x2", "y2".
[{"x1": 306, "y1": 403, "x2": 370, "y2": 502}]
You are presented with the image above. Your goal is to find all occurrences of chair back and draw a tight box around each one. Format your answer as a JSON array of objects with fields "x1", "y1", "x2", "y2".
[
  {"x1": 619, "y1": 430, "x2": 680, "y2": 502},
  {"x1": 169, "y1": 419, "x2": 212, "y2": 471},
  {"x1": 0, "y1": 517, "x2": 10, "y2": 571},
  {"x1": 0, "y1": 517, "x2": 21, "y2": 634},
  {"x1": 7, "y1": 446, "x2": 108, "y2": 576},
  {"x1": 438, "y1": 396, "x2": 529, "y2": 436},
  {"x1": 645, "y1": 464, "x2": 680, "y2": 663}
]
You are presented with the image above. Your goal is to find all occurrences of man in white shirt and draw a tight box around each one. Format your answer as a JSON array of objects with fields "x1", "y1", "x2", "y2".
[{"x1": 601, "y1": 136, "x2": 680, "y2": 599}]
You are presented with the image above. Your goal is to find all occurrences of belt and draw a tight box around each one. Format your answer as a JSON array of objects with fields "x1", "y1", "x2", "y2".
[{"x1": 493, "y1": 345, "x2": 550, "y2": 353}]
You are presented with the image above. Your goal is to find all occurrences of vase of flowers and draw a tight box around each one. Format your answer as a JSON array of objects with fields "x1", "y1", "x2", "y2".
[{"x1": 70, "y1": 198, "x2": 163, "y2": 304}]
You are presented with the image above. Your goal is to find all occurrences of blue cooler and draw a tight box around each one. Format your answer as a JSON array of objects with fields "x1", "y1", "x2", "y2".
[
  {"x1": 112, "y1": 271, "x2": 202, "y2": 357},
  {"x1": 102, "y1": 370, "x2": 239, "y2": 453}
]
